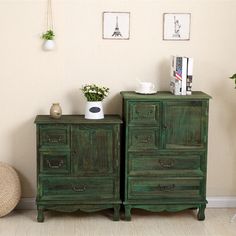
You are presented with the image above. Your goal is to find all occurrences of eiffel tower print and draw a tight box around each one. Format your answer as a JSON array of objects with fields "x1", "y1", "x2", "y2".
[{"x1": 112, "y1": 16, "x2": 123, "y2": 37}]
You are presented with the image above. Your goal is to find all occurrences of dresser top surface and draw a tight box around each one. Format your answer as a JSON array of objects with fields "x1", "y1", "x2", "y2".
[
  {"x1": 34, "y1": 114, "x2": 123, "y2": 124},
  {"x1": 120, "y1": 91, "x2": 212, "y2": 100}
]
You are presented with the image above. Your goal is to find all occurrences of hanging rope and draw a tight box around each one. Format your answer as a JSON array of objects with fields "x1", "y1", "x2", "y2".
[{"x1": 46, "y1": 0, "x2": 54, "y2": 31}]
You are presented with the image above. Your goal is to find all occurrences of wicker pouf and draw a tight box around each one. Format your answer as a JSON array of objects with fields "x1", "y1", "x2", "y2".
[{"x1": 0, "y1": 162, "x2": 21, "y2": 217}]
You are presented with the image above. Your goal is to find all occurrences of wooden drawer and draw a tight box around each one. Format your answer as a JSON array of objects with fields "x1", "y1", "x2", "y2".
[
  {"x1": 128, "y1": 102, "x2": 160, "y2": 125},
  {"x1": 128, "y1": 177, "x2": 202, "y2": 200},
  {"x1": 39, "y1": 151, "x2": 70, "y2": 174},
  {"x1": 128, "y1": 127, "x2": 161, "y2": 151},
  {"x1": 39, "y1": 125, "x2": 70, "y2": 148},
  {"x1": 39, "y1": 177, "x2": 115, "y2": 200},
  {"x1": 128, "y1": 153, "x2": 203, "y2": 177}
]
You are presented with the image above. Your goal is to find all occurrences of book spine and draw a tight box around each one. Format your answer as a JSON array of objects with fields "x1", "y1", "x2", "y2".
[
  {"x1": 170, "y1": 76, "x2": 181, "y2": 95},
  {"x1": 186, "y1": 57, "x2": 193, "y2": 95},
  {"x1": 181, "y1": 57, "x2": 187, "y2": 95}
]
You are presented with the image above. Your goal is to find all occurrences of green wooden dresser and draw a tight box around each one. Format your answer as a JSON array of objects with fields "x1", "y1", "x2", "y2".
[
  {"x1": 34, "y1": 115, "x2": 122, "y2": 222},
  {"x1": 120, "y1": 91, "x2": 211, "y2": 221}
]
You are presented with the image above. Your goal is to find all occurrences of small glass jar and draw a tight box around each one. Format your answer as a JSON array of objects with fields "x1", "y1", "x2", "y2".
[{"x1": 50, "y1": 103, "x2": 62, "y2": 119}]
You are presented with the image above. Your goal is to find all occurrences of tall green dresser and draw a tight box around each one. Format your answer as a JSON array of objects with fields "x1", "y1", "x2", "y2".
[
  {"x1": 120, "y1": 91, "x2": 211, "y2": 221},
  {"x1": 34, "y1": 115, "x2": 122, "y2": 222}
]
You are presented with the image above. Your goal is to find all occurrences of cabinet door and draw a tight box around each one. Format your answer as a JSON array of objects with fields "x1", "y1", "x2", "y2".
[
  {"x1": 163, "y1": 101, "x2": 208, "y2": 149},
  {"x1": 71, "y1": 125, "x2": 118, "y2": 176}
]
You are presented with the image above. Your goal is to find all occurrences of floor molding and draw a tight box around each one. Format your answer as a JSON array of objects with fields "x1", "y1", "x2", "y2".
[
  {"x1": 16, "y1": 197, "x2": 236, "y2": 210},
  {"x1": 16, "y1": 198, "x2": 36, "y2": 210},
  {"x1": 207, "y1": 197, "x2": 236, "y2": 208}
]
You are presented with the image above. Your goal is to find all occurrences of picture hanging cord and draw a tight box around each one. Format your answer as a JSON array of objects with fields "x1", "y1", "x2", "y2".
[{"x1": 47, "y1": 0, "x2": 54, "y2": 31}]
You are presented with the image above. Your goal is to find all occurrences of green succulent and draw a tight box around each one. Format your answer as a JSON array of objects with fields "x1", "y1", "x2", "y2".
[
  {"x1": 42, "y1": 30, "x2": 55, "y2": 40},
  {"x1": 81, "y1": 84, "x2": 109, "y2": 101},
  {"x1": 229, "y1": 74, "x2": 236, "y2": 88}
]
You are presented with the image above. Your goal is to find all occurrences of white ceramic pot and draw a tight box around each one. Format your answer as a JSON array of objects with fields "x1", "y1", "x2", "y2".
[
  {"x1": 50, "y1": 103, "x2": 62, "y2": 119},
  {"x1": 42, "y1": 40, "x2": 55, "y2": 51},
  {"x1": 85, "y1": 101, "x2": 104, "y2": 119}
]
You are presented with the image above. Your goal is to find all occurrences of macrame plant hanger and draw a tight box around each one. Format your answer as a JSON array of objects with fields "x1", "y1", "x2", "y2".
[
  {"x1": 42, "y1": 0, "x2": 55, "y2": 51},
  {"x1": 47, "y1": 0, "x2": 54, "y2": 33}
]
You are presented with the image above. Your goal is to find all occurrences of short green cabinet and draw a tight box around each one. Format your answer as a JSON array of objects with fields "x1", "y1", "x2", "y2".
[
  {"x1": 35, "y1": 115, "x2": 122, "y2": 222},
  {"x1": 120, "y1": 91, "x2": 211, "y2": 221}
]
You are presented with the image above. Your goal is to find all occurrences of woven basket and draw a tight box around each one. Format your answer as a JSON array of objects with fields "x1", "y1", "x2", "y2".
[{"x1": 0, "y1": 162, "x2": 21, "y2": 217}]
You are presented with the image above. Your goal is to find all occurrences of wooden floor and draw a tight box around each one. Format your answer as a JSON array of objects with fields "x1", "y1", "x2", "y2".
[{"x1": 1, "y1": 209, "x2": 236, "y2": 236}]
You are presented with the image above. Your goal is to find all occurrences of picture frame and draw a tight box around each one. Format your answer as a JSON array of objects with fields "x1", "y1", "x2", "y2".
[
  {"x1": 103, "y1": 12, "x2": 130, "y2": 40},
  {"x1": 163, "y1": 13, "x2": 191, "y2": 41}
]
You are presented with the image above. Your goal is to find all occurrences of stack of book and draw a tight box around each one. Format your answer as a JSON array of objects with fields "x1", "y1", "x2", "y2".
[{"x1": 170, "y1": 55, "x2": 193, "y2": 95}]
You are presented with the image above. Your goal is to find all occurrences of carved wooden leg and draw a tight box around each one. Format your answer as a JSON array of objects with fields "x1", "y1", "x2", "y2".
[
  {"x1": 197, "y1": 204, "x2": 206, "y2": 221},
  {"x1": 124, "y1": 205, "x2": 131, "y2": 221},
  {"x1": 113, "y1": 205, "x2": 120, "y2": 221},
  {"x1": 37, "y1": 208, "x2": 44, "y2": 222}
]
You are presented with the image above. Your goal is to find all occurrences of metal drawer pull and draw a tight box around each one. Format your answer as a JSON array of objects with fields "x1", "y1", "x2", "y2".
[
  {"x1": 72, "y1": 185, "x2": 86, "y2": 192},
  {"x1": 159, "y1": 159, "x2": 174, "y2": 168},
  {"x1": 157, "y1": 184, "x2": 175, "y2": 192},
  {"x1": 47, "y1": 135, "x2": 62, "y2": 143},
  {"x1": 47, "y1": 160, "x2": 64, "y2": 169},
  {"x1": 135, "y1": 135, "x2": 152, "y2": 143}
]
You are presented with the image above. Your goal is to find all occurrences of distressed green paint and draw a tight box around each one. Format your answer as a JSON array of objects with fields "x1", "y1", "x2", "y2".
[
  {"x1": 35, "y1": 115, "x2": 122, "y2": 222},
  {"x1": 120, "y1": 91, "x2": 211, "y2": 221}
]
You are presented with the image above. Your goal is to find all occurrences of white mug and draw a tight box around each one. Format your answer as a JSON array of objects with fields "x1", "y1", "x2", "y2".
[{"x1": 138, "y1": 81, "x2": 155, "y2": 93}]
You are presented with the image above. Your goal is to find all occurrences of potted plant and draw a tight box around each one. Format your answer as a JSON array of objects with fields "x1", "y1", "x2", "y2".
[
  {"x1": 42, "y1": 30, "x2": 55, "y2": 51},
  {"x1": 229, "y1": 74, "x2": 236, "y2": 88},
  {"x1": 81, "y1": 84, "x2": 109, "y2": 119}
]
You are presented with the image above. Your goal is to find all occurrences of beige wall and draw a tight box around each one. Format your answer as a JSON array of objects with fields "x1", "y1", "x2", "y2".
[{"x1": 0, "y1": 0, "x2": 236, "y2": 197}]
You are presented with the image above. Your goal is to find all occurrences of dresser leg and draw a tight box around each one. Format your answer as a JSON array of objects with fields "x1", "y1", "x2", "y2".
[
  {"x1": 197, "y1": 204, "x2": 206, "y2": 221},
  {"x1": 124, "y1": 205, "x2": 131, "y2": 221},
  {"x1": 113, "y1": 205, "x2": 120, "y2": 221},
  {"x1": 37, "y1": 208, "x2": 45, "y2": 222}
]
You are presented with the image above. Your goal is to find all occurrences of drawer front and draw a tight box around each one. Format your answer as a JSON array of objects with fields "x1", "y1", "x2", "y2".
[
  {"x1": 128, "y1": 177, "x2": 202, "y2": 200},
  {"x1": 39, "y1": 151, "x2": 70, "y2": 174},
  {"x1": 39, "y1": 125, "x2": 70, "y2": 148},
  {"x1": 128, "y1": 102, "x2": 160, "y2": 125},
  {"x1": 128, "y1": 153, "x2": 203, "y2": 176},
  {"x1": 39, "y1": 177, "x2": 115, "y2": 200},
  {"x1": 128, "y1": 127, "x2": 161, "y2": 151}
]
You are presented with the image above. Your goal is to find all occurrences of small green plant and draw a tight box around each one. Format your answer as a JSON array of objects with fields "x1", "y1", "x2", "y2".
[
  {"x1": 81, "y1": 84, "x2": 109, "y2": 101},
  {"x1": 229, "y1": 74, "x2": 236, "y2": 88},
  {"x1": 42, "y1": 30, "x2": 55, "y2": 40}
]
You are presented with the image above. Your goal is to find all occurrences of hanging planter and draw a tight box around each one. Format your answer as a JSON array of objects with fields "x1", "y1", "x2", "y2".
[
  {"x1": 42, "y1": 0, "x2": 55, "y2": 51},
  {"x1": 42, "y1": 30, "x2": 55, "y2": 51}
]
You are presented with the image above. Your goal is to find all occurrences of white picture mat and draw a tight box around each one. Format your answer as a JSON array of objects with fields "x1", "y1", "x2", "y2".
[
  {"x1": 103, "y1": 12, "x2": 130, "y2": 39},
  {"x1": 163, "y1": 13, "x2": 191, "y2": 40}
]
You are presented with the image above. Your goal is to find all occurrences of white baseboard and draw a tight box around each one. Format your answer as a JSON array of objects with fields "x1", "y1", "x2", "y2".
[
  {"x1": 16, "y1": 197, "x2": 236, "y2": 210},
  {"x1": 16, "y1": 198, "x2": 36, "y2": 210},
  {"x1": 207, "y1": 197, "x2": 236, "y2": 208}
]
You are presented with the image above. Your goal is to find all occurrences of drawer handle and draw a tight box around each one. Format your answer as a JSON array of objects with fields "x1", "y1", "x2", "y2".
[
  {"x1": 135, "y1": 110, "x2": 153, "y2": 118},
  {"x1": 159, "y1": 159, "x2": 174, "y2": 168},
  {"x1": 47, "y1": 135, "x2": 62, "y2": 143},
  {"x1": 135, "y1": 135, "x2": 152, "y2": 143},
  {"x1": 157, "y1": 184, "x2": 175, "y2": 192},
  {"x1": 72, "y1": 185, "x2": 86, "y2": 192},
  {"x1": 47, "y1": 160, "x2": 64, "y2": 169}
]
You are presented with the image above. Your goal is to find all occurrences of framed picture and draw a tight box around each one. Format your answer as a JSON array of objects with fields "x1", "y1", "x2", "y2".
[
  {"x1": 163, "y1": 13, "x2": 191, "y2": 41},
  {"x1": 103, "y1": 12, "x2": 130, "y2": 40}
]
